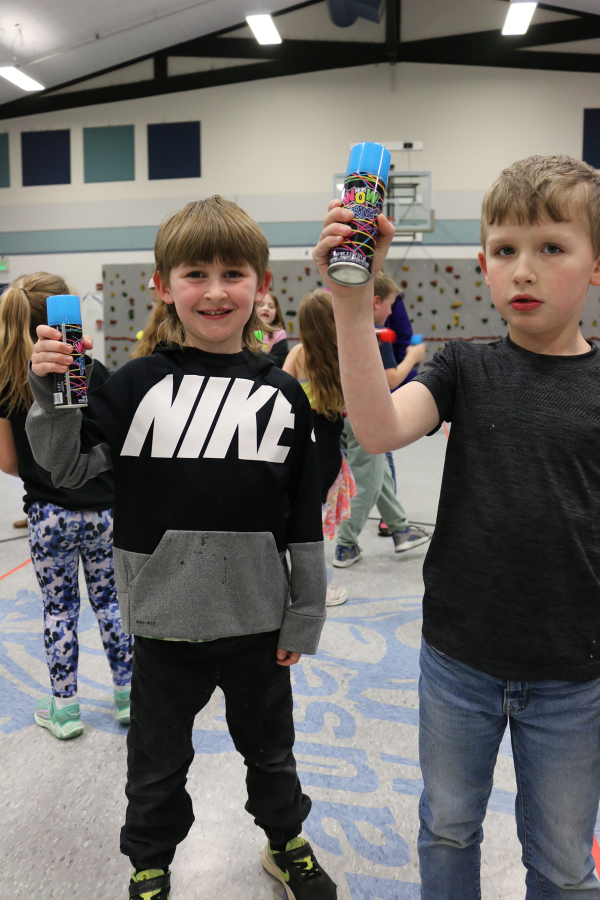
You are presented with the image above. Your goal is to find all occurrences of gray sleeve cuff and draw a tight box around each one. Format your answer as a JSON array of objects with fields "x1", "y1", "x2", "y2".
[
  {"x1": 278, "y1": 540, "x2": 327, "y2": 655},
  {"x1": 26, "y1": 366, "x2": 112, "y2": 489},
  {"x1": 28, "y1": 367, "x2": 57, "y2": 412}
]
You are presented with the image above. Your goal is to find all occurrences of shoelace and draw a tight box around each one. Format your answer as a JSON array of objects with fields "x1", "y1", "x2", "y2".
[{"x1": 291, "y1": 854, "x2": 321, "y2": 880}]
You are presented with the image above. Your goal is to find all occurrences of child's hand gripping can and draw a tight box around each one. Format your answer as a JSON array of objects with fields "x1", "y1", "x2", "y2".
[
  {"x1": 328, "y1": 142, "x2": 391, "y2": 286},
  {"x1": 46, "y1": 294, "x2": 88, "y2": 409}
]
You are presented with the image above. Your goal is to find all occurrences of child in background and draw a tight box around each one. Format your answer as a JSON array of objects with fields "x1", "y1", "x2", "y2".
[
  {"x1": 27, "y1": 197, "x2": 335, "y2": 900},
  {"x1": 331, "y1": 283, "x2": 429, "y2": 568},
  {"x1": 284, "y1": 289, "x2": 357, "y2": 606},
  {"x1": 315, "y1": 155, "x2": 600, "y2": 897},
  {"x1": 133, "y1": 275, "x2": 169, "y2": 359},
  {"x1": 374, "y1": 270, "x2": 426, "y2": 535},
  {"x1": 0, "y1": 272, "x2": 132, "y2": 739},
  {"x1": 257, "y1": 290, "x2": 289, "y2": 366}
]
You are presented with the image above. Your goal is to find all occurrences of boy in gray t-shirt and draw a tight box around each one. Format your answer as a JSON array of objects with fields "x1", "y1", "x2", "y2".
[{"x1": 314, "y1": 155, "x2": 600, "y2": 898}]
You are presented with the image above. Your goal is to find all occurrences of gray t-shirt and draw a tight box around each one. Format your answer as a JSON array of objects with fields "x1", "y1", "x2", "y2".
[{"x1": 415, "y1": 336, "x2": 600, "y2": 681}]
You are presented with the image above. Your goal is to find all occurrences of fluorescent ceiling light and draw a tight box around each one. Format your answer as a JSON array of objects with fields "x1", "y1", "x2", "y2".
[
  {"x1": 502, "y1": 2, "x2": 538, "y2": 35},
  {"x1": 0, "y1": 67, "x2": 44, "y2": 91},
  {"x1": 246, "y1": 14, "x2": 282, "y2": 45}
]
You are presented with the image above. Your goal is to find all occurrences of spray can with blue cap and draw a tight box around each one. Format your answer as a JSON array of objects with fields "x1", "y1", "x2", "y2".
[
  {"x1": 46, "y1": 294, "x2": 88, "y2": 409},
  {"x1": 328, "y1": 142, "x2": 391, "y2": 286}
]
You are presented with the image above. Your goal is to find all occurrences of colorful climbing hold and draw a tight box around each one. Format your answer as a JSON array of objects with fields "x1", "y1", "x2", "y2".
[
  {"x1": 450, "y1": 301, "x2": 462, "y2": 309},
  {"x1": 445, "y1": 266, "x2": 453, "y2": 273},
  {"x1": 401, "y1": 280, "x2": 408, "y2": 288},
  {"x1": 454, "y1": 314, "x2": 459, "y2": 326}
]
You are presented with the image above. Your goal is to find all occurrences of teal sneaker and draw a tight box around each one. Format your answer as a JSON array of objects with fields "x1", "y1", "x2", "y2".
[
  {"x1": 34, "y1": 696, "x2": 84, "y2": 740},
  {"x1": 261, "y1": 837, "x2": 337, "y2": 899},
  {"x1": 114, "y1": 686, "x2": 131, "y2": 725},
  {"x1": 129, "y1": 868, "x2": 170, "y2": 899}
]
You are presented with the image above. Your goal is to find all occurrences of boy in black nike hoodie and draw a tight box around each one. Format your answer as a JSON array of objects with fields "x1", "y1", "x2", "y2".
[{"x1": 26, "y1": 196, "x2": 336, "y2": 900}]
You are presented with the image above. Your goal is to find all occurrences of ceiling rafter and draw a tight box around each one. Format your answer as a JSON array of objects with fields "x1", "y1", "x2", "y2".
[{"x1": 0, "y1": 0, "x2": 599, "y2": 120}]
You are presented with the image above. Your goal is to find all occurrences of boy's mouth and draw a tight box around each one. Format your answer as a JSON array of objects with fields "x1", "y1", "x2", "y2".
[
  {"x1": 198, "y1": 308, "x2": 233, "y2": 318},
  {"x1": 510, "y1": 294, "x2": 543, "y2": 312}
]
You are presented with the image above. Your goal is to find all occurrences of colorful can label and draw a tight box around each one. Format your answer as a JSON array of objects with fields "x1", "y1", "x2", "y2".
[
  {"x1": 53, "y1": 323, "x2": 88, "y2": 408},
  {"x1": 328, "y1": 172, "x2": 387, "y2": 285}
]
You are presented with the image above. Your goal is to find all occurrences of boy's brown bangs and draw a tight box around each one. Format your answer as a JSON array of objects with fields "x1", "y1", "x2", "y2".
[
  {"x1": 480, "y1": 156, "x2": 600, "y2": 256},
  {"x1": 155, "y1": 198, "x2": 269, "y2": 281}
]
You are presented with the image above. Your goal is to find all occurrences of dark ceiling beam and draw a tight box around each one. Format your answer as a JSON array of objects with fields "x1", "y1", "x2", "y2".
[
  {"x1": 385, "y1": 0, "x2": 401, "y2": 64},
  {"x1": 0, "y1": 42, "x2": 388, "y2": 119}
]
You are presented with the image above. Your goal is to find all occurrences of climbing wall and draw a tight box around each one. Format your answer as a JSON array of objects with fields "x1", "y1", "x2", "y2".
[
  {"x1": 101, "y1": 259, "x2": 600, "y2": 366},
  {"x1": 102, "y1": 264, "x2": 155, "y2": 370},
  {"x1": 268, "y1": 262, "x2": 324, "y2": 340}
]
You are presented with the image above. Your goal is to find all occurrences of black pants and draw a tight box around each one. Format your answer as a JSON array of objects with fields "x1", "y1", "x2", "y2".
[{"x1": 120, "y1": 631, "x2": 311, "y2": 870}]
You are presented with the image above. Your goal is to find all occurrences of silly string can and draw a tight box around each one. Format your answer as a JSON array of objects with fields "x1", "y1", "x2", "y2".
[
  {"x1": 46, "y1": 294, "x2": 88, "y2": 409},
  {"x1": 328, "y1": 142, "x2": 391, "y2": 286}
]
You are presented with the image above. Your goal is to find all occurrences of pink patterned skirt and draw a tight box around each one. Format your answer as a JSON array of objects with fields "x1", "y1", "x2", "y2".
[{"x1": 322, "y1": 455, "x2": 357, "y2": 541}]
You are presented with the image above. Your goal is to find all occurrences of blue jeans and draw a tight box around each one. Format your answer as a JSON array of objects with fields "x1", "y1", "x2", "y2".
[{"x1": 418, "y1": 639, "x2": 600, "y2": 899}]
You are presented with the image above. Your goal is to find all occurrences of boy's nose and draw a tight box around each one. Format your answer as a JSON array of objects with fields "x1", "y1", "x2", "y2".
[{"x1": 513, "y1": 263, "x2": 537, "y2": 285}]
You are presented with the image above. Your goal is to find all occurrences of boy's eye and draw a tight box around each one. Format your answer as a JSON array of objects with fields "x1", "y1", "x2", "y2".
[
  {"x1": 224, "y1": 270, "x2": 244, "y2": 279},
  {"x1": 186, "y1": 270, "x2": 205, "y2": 278},
  {"x1": 496, "y1": 246, "x2": 514, "y2": 257},
  {"x1": 542, "y1": 244, "x2": 562, "y2": 255}
]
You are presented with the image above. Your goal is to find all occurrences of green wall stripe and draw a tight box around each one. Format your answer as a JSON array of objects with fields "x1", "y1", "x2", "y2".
[{"x1": 0, "y1": 219, "x2": 482, "y2": 254}]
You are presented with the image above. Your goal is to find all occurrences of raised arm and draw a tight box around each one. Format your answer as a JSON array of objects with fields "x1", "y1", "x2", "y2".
[{"x1": 313, "y1": 202, "x2": 439, "y2": 453}]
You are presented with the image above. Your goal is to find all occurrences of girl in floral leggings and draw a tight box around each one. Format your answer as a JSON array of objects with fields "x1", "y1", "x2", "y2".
[{"x1": 0, "y1": 272, "x2": 132, "y2": 739}]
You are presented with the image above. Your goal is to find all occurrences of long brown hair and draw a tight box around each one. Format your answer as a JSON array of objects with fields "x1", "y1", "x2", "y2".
[
  {"x1": 0, "y1": 272, "x2": 69, "y2": 415},
  {"x1": 298, "y1": 290, "x2": 344, "y2": 419},
  {"x1": 132, "y1": 295, "x2": 169, "y2": 358}
]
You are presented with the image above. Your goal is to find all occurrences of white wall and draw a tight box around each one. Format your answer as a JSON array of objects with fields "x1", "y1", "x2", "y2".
[
  {"x1": 1, "y1": 60, "x2": 598, "y2": 223},
  {"x1": 2, "y1": 57, "x2": 599, "y2": 359}
]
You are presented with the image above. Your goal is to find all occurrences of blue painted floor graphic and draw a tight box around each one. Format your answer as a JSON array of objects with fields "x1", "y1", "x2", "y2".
[{"x1": 2, "y1": 584, "x2": 535, "y2": 898}]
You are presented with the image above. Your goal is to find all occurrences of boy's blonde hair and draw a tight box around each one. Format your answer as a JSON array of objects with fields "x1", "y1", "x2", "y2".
[
  {"x1": 154, "y1": 195, "x2": 270, "y2": 353},
  {"x1": 0, "y1": 272, "x2": 69, "y2": 415},
  {"x1": 374, "y1": 270, "x2": 399, "y2": 301},
  {"x1": 480, "y1": 155, "x2": 600, "y2": 256}
]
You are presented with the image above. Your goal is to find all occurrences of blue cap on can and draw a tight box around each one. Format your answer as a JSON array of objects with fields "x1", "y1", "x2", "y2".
[
  {"x1": 410, "y1": 334, "x2": 423, "y2": 344},
  {"x1": 46, "y1": 295, "x2": 82, "y2": 326},
  {"x1": 346, "y1": 142, "x2": 391, "y2": 183}
]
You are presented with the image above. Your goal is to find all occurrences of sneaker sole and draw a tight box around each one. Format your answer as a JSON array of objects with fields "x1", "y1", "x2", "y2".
[
  {"x1": 394, "y1": 535, "x2": 431, "y2": 553},
  {"x1": 34, "y1": 710, "x2": 84, "y2": 740},
  {"x1": 116, "y1": 709, "x2": 130, "y2": 725},
  {"x1": 261, "y1": 845, "x2": 297, "y2": 900},
  {"x1": 326, "y1": 590, "x2": 349, "y2": 606},
  {"x1": 332, "y1": 552, "x2": 361, "y2": 568}
]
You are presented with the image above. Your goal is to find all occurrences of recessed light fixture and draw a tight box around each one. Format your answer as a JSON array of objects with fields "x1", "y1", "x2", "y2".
[
  {"x1": 502, "y1": 1, "x2": 538, "y2": 35},
  {"x1": 0, "y1": 66, "x2": 44, "y2": 91},
  {"x1": 246, "y1": 14, "x2": 282, "y2": 45}
]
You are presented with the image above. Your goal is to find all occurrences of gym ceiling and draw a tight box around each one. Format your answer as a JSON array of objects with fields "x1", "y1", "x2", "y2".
[{"x1": 0, "y1": 0, "x2": 598, "y2": 119}]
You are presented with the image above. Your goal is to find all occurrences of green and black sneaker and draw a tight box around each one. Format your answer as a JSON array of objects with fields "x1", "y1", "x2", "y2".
[
  {"x1": 261, "y1": 837, "x2": 337, "y2": 900},
  {"x1": 129, "y1": 868, "x2": 170, "y2": 899}
]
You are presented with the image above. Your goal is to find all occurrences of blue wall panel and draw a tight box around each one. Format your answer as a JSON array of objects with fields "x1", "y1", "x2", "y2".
[
  {"x1": 0, "y1": 134, "x2": 9, "y2": 188},
  {"x1": 84, "y1": 125, "x2": 134, "y2": 183},
  {"x1": 148, "y1": 121, "x2": 200, "y2": 180},
  {"x1": 22, "y1": 130, "x2": 70, "y2": 186},
  {"x1": 583, "y1": 109, "x2": 600, "y2": 170}
]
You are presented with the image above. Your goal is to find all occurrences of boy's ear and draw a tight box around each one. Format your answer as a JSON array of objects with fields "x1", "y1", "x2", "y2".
[
  {"x1": 153, "y1": 270, "x2": 174, "y2": 305},
  {"x1": 590, "y1": 254, "x2": 600, "y2": 287},
  {"x1": 254, "y1": 270, "x2": 272, "y2": 304},
  {"x1": 373, "y1": 294, "x2": 381, "y2": 308},
  {"x1": 478, "y1": 251, "x2": 490, "y2": 287}
]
